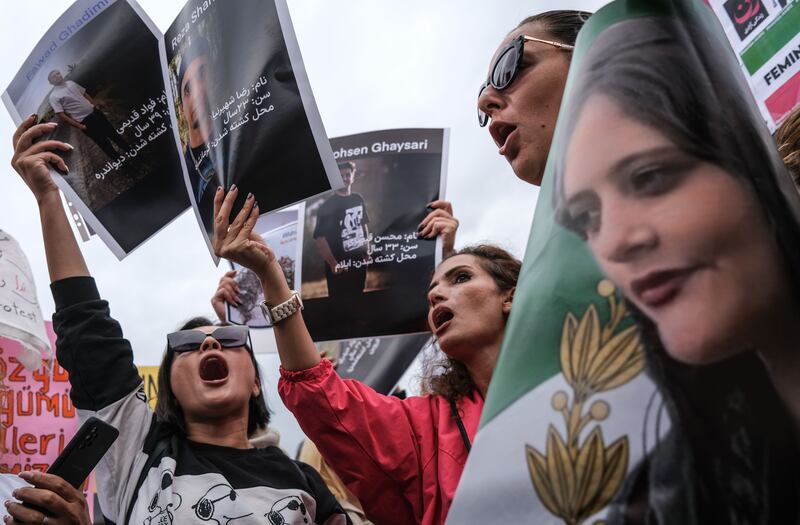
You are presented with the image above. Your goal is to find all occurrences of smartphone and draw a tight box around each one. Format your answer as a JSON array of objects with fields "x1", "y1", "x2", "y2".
[{"x1": 47, "y1": 416, "x2": 119, "y2": 488}]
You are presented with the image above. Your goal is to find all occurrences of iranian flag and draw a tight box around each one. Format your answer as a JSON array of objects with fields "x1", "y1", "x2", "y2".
[{"x1": 443, "y1": 1, "x2": 740, "y2": 522}]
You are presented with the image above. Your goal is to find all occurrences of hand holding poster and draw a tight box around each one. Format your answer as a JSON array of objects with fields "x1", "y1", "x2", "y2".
[
  {"x1": 162, "y1": 0, "x2": 342, "y2": 261},
  {"x1": 2, "y1": 0, "x2": 189, "y2": 259},
  {"x1": 0, "y1": 232, "x2": 50, "y2": 371}
]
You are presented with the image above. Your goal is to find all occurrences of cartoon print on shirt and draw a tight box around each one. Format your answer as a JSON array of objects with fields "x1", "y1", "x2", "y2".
[
  {"x1": 191, "y1": 483, "x2": 253, "y2": 524},
  {"x1": 143, "y1": 471, "x2": 182, "y2": 525},
  {"x1": 265, "y1": 495, "x2": 309, "y2": 525}
]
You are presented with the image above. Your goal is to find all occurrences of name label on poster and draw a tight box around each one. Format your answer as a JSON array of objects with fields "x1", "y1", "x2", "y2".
[
  {"x1": 333, "y1": 139, "x2": 430, "y2": 160},
  {"x1": 764, "y1": 43, "x2": 800, "y2": 86}
]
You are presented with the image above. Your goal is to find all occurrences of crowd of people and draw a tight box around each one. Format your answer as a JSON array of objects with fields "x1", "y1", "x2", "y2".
[{"x1": 3, "y1": 6, "x2": 800, "y2": 525}]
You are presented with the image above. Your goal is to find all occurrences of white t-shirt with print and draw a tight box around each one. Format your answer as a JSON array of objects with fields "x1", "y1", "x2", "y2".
[{"x1": 49, "y1": 80, "x2": 94, "y2": 122}]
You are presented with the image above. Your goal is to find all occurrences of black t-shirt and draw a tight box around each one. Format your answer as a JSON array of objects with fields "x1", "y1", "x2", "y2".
[
  {"x1": 50, "y1": 277, "x2": 349, "y2": 525},
  {"x1": 313, "y1": 193, "x2": 370, "y2": 262}
]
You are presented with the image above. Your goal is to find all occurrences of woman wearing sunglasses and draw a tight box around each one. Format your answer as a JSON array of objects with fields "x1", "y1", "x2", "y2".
[
  {"x1": 212, "y1": 187, "x2": 520, "y2": 525},
  {"x1": 9, "y1": 119, "x2": 349, "y2": 525},
  {"x1": 478, "y1": 10, "x2": 590, "y2": 186}
]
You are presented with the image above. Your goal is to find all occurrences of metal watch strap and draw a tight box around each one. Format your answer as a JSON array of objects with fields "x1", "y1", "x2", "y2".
[{"x1": 260, "y1": 291, "x2": 303, "y2": 324}]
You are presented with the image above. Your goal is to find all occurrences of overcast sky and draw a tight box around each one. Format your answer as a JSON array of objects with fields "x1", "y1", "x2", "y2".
[{"x1": 0, "y1": 0, "x2": 608, "y2": 453}]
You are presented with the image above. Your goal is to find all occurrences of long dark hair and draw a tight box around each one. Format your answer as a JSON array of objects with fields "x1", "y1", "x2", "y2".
[
  {"x1": 155, "y1": 316, "x2": 270, "y2": 437},
  {"x1": 515, "y1": 10, "x2": 592, "y2": 46},
  {"x1": 553, "y1": 14, "x2": 800, "y2": 524},
  {"x1": 420, "y1": 244, "x2": 521, "y2": 402}
]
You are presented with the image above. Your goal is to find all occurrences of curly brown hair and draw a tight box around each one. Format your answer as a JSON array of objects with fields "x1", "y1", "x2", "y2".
[
  {"x1": 776, "y1": 107, "x2": 800, "y2": 188},
  {"x1": 420, "y1": 244, "x2": 521, "y2": 401}
]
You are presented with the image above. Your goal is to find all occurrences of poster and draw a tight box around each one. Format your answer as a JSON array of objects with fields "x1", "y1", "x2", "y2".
[
  {"x1": 450, "y1": 0, "x2": 799, "y2": 523},
  {"x1": 162, "y1": 0, "x2": 342, "y2": 261},
  {"x1": 708, "y1": 0, "x2": 800, "y2": 130},
  {"x1": 228, "y1": 209, "x2": 300, "y2": 328},
  {"x1": 317, "y1": 334, "x2": 430, "y2": 395},
  {"x1": 137, "y1": 365, "x2": 159, "y2": 411},
  {"x1": 2, "y1": 0, "x2": 189, "y2": 259},
  {"x1": 300, "y1": 128, "x2": 448, "y2": 342},
  {"x1": 0, "y1": 323, "x2": 95, "y2": 519},
  {"x1": 0, "y1": 231, "x2": 50, "y2": 370}
]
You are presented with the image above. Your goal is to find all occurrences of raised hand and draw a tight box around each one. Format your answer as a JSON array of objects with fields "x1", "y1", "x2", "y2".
[
  {"x1": 211, "y1": 269, "x2": 240, "y2": 322},
  {"x1": 417, "y1": 200, "x2": 459, "y2": 256},
  {"x1": 212, "y1": 187, "x2": 274, "y2": 278},
  {"x1": 11, "y1": 116, "x2": 72, "y2": 204}
]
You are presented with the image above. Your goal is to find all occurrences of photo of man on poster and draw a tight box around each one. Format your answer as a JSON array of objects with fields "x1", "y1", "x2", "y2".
[
  {"x1": 175, "y1": 36, "x2": 219, "y2": 236},
  {"x1": 313, "y1": 161, "x2": 371, "y2": 302},
  {"x1": 48, "y1": 69, "x2": 129, "y2": 160}
]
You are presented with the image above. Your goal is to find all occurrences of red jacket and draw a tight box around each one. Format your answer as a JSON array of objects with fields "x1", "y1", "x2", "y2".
[{"x1": 279, "y1": 359, "x2": 483, "y2": 525}]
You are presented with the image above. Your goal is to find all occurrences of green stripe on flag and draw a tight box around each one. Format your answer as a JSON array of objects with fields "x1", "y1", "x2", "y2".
[{"x1": 741, "y1": 3, "x2": 800, "y2": 75}]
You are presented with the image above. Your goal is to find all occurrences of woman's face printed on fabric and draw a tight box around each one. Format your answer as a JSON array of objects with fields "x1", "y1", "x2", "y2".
[{"x1": 561, "y1": 95, "x2": 795, "y2": 364}]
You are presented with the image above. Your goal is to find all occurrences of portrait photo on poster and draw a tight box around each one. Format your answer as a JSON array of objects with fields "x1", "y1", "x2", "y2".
[
  {"x1": 2, "y1": 0, "x2": 188, "y2": 259},
  {"x1": 300, "y1": 128, "x2": 449, "y2": 342},
  {"x1": 161, "y1": 0, "x2": 341, "y2": 262}
]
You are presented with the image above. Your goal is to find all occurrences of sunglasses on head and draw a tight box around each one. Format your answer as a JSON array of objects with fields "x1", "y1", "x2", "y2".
[
  {"x1": 166, "y1": 325, "x2": 250, "y2": 354},
  {"x1": 478, "y1": 35, "x2": 575, "y2": 127}
]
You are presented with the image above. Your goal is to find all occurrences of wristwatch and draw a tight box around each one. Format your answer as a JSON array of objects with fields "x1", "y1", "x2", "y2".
[{"x1": 260, "y1": 291, "x2": 304, "y2": 325}]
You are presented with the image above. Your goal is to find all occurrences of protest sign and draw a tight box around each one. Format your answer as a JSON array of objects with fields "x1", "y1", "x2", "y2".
[
  {"x1": 0, "y1": 323, "x2": 95, "y2": 518},
  {"x1": 317, "y1": 334, "x2": 430, "y2": 395},
  {"x1": 708, "y1": 0, "x2": 800, "y2": 130},
  {"x1": 162, "y1": 0, "x2": 342, "y2": 261},
  {"x1": 227, "y1": 209, "x2": 300, "y2": 328},
  {"x1": 0, "y1": 231, "x2": 50, "y2": 370},
  {"x1": 137, "y1": 365, "x2": 159, "y2": 411},
  {"x1": 300, "y1": 128, "x2": 448, "y2": 342},
  {"x1": 2, "y1": 0, "x2": 189, "y2": 259}
]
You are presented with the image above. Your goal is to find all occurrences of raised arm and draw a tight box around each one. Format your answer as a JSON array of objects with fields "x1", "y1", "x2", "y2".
[
  {"x1": 11, "y1": 115, "x2": 88, "y2": 281},
  {"x1": 212, "y1": 188, "x2": 320, "y2": 371}
]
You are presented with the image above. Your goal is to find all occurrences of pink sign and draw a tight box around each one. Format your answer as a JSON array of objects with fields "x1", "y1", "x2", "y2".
[{"x1": 0, "y1": 321, "x2": 95, "y2": 517}]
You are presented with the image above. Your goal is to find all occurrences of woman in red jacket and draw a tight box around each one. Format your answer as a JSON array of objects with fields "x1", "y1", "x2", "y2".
[{"x1": 213, "y1": 187, "x2": 520, "y2": 525}]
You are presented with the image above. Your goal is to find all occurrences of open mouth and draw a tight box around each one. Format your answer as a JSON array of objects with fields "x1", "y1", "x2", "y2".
[
  {"x1": 199, "y1": 354, "x2": 229, "y2": 382},
  {"x1": 489, "y1": 121, "x2": 517, "y2": 153},
  {"x1": 431, "y1": 306, "x2": 454, "y2": 332}
]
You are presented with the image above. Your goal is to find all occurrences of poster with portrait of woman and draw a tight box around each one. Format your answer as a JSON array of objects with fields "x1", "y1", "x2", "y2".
[{"x1": 449, "y1": 1, "x2": 800, "y2": 524}]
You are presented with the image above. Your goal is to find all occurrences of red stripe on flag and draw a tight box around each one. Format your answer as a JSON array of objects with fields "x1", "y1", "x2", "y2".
[{"x1": 766, "y1": 71, "x2": 800, "y2": 125}]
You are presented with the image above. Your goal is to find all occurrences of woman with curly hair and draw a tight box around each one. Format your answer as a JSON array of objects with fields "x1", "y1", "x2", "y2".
[{"x1": 212, "y1": 184, "x2": 520, "y2": 525}]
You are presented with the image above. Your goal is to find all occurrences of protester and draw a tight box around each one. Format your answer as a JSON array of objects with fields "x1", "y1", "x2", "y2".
[
  {"x1": 2, "y1": 471, "x2": 90, "y2": 525},
  {"x1": 47, "y1": 70, "x2": 129, "y2": 160},
  {"x1": 10, "y1": 116, "x2": 350, "y2": 525},
  {"x1": 212, "y1": 186, "x2": 520, "y2": 525},
  {"x1": 554, "y1": 15, "x2": 799, "y2": 523},
  {"x1": 478, "y1": 10, "x2": 590, "y2": 186},
  {"x1": 776, "y1": 107, "x2": 800, "y2": 189}
]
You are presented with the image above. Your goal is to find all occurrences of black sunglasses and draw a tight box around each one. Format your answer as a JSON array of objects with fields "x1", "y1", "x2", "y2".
[
  {"x1": 477, "y1": 35, "x2": 575, "y2": 127},
  {"x1": 166, "y1": 326, "x2": 250, "y2": 354}
]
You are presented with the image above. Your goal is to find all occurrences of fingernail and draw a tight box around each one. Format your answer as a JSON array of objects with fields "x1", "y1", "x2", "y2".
[
  {"x1": 4, "y1": 499, "x2": 10, "y2": 507},
  {"x1": 29, "y1": 113, "x2": 37, "y2": 120},
  {"x1": 426, "y1": 205, "x2": 434, "y2": 211},
  {"x1": 230, "y1": 184, "x2": 237, "y2": 191},
  {"x1": 65, "y1": 143, "x2": 74, "y2": 151},
  {"x1": 18, "y1": 471, "x2": 31, "y2": 480},
  {"x1": 216, "y1": 186, "x2": 222, "y2": 192},
  {"x1": 247, "y1": 192, "x2": 254, "y2": 200},
  {"x1": 417, "y1": 224, "x2": 424, "y2": 232}
]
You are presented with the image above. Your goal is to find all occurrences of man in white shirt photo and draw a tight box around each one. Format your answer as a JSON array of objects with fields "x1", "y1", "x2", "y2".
[{"x1": 47, "y1": 69, "x2": 129, "y2": 159}]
